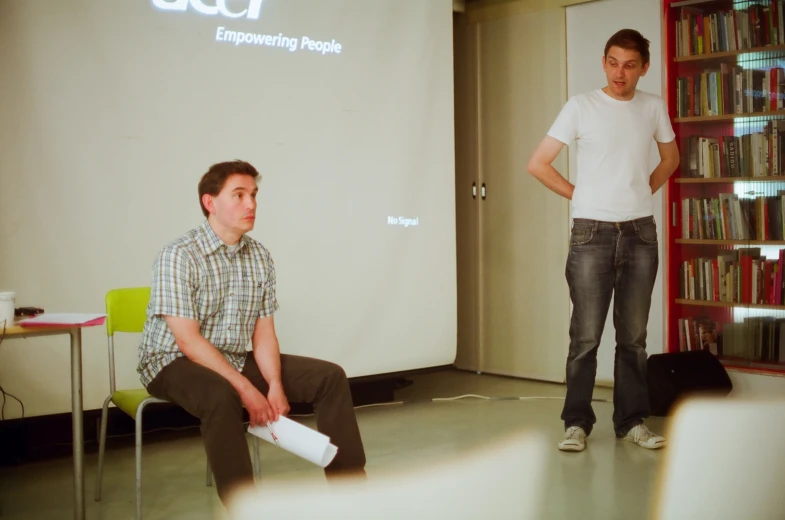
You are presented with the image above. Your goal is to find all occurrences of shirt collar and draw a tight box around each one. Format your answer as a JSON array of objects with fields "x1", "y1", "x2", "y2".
[{"x1": 198, "y1": 220, "x2": 248, "y2": 256}]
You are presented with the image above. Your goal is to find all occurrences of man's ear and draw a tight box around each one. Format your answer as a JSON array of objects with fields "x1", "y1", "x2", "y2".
[
  {"x1": 202, "y1": 193, "x2": 215, "y2": 215},
  {"x1": 641, "y1": 60, "x2": 651, "y2": 77}
]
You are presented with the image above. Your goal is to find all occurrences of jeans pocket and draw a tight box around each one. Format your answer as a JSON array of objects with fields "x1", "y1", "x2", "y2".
[
  {"x1": 635, "y1": 220, "x2": 658, "y2": 244},
  {"x1": 570, "y1": 226, "x2": 595, "y2": 246}
]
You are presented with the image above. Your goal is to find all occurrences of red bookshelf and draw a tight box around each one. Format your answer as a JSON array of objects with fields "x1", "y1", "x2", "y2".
[{"x1": 664, "y1": 0, "x2": 785, "y2": 374}]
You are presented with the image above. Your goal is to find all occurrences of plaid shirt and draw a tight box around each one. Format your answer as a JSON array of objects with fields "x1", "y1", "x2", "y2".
[{"x1": 138, "y1": 220, "x2": 280, "y2": 387}]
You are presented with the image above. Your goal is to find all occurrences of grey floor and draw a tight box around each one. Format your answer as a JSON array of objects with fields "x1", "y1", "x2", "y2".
[{"x1": 0, "y1": 369, "x2": 669, "y2": 520}]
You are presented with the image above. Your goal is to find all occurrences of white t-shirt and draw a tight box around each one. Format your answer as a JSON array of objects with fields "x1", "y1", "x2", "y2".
[{"x1": 547, "y1": 89, "x2": 676, "y2": 221}]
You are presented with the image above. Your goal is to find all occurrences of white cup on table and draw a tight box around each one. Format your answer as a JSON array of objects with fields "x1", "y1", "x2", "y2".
[{"x1": 0, "y1": 292, "x2": 16, "y2": 327}]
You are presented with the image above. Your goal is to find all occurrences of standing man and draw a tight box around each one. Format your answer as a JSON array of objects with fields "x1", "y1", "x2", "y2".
[
  {"x1": 138, "y1": 160, "x2": 366, "y2": 504},
  {"x1": 527, "y1": 29, "x2": 679, "y2": 452}
]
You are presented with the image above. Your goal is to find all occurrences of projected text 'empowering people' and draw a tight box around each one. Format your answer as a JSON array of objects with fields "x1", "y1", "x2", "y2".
[{"x1": 216, "y1": 27, "x2": 343, "y2": 54}]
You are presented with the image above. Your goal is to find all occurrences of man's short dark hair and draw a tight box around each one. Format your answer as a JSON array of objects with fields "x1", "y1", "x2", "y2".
[
  {"x1": 198, "y1": 160, "x2": 260, "y2": 218},
  {"x1": 604, "y1": 29, "x2": 650, "y2": 65}
]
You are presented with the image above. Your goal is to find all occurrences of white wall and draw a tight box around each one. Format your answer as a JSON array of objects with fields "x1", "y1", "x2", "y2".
[
  {"x1": 729, "y1": 371, "x2": 785, "y2": 396},
  {"x1": 566, "y1": 0, "x2": 665, "y2": 384}
]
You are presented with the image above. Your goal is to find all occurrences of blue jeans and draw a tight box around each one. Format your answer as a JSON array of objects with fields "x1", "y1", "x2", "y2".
[{"x1": 561, "y1": 216, "x2": 659, "y2": 436}]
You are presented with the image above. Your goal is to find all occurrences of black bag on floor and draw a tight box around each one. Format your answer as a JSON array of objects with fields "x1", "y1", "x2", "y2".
[{"x1": 647, "y1": 350, "x2": 733, "y2": 416}]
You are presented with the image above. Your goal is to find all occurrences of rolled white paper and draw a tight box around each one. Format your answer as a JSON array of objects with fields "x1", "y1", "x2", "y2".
[{"x1": 248, "y1": 416, "x2": 338, "y2": 468}]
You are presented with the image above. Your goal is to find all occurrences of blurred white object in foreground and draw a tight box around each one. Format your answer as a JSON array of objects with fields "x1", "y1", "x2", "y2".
[
  {"x1": 653, "y1": 397, "x2": 785, "y2": 520},
  {"x1": 229, "y1": 431, "x2": 548, "y2": 520}
]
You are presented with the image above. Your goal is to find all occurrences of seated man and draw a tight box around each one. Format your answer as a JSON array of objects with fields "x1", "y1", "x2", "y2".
[{"x1": 137, "y1": 160, "x2": 366, "y2": 505}]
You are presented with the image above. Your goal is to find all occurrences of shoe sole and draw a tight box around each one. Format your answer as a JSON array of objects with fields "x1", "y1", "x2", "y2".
[
  {"x1": 558, "y1": 443, "x2": 586, "y2": 452},
  {"x1": 622, "y1": 438, "x2": 666, "y2": 450}
]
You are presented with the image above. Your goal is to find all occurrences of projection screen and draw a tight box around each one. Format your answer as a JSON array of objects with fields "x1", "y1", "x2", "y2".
[{"x1": 0, "y1": 0, "x2": 456, "y2": 394}]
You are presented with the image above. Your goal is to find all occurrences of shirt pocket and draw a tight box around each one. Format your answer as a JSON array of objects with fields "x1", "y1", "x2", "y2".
[{"x1": 238, "y1": 270, "x2": 266, "y2": 320}]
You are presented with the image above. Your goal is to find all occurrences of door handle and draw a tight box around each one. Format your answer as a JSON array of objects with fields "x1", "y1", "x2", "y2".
[
  {"x1": 472, "y1": 182, "x2": 477, "y2": 199},
  {"x1": 481, "y1": 183, "x2": 486, "y2": 200}
]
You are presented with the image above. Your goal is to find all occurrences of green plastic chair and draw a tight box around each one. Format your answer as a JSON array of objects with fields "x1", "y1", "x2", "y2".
[{"x1": 94, "y1": 287, "x2": 261, "y2": 520}]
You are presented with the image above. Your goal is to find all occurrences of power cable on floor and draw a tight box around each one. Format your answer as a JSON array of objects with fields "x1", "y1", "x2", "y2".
[
  {"x1": 20, "y1": 393, "x2": 612, "y2": 453},
  {"x1": 0, "y1": 384, "x2": 24, "y2": 420},
  {"x1": 296, "y1": 393, "x2": 612, "y2": 414}
]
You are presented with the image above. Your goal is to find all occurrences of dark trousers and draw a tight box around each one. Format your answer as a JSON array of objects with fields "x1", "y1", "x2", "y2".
[
  {"x1": 146, "y1": 353, "x2": 366, "y2": 503},
  {"x1": 561, "y1": 216, "x2": 659, "y2": 437}
]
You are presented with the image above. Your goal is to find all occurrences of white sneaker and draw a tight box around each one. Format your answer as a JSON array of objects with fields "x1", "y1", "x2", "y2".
[
  {"x1": 622, "y1": 424, "x2": 666, "y2": 449},
  {"x1": 558, "y1": 426, "x2": 587, "y2": 452}
]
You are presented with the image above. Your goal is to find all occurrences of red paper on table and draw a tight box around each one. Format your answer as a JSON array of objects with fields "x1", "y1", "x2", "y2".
[{"x1": 18, "y1": 314, "x2": 106, "y2": 327}]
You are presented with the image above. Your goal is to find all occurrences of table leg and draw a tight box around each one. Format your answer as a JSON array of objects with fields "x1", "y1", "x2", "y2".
[{"x1": 70, "y1": 328, "x2": 85, "y2": 520}]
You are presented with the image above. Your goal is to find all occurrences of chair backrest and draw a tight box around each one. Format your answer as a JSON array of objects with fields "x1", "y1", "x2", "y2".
[
  {"x1": 652, "y1": 397, "x2": 785, "y2": 520},
  {"x1": 104, "y1": 287, "x2": 151, "y2": 394},
  {"x1": 105, "y1": 287, "x2": 151, "y2": 336}
]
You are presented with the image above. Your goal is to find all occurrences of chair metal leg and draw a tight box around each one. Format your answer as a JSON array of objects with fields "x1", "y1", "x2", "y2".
[
  {"x1": 252, "y1": 436, "x2": 261, "y2": 480},
  {"x1": 206, "y1": 460, "x2": 212, "y2": 487},
  {"x1": 135, "y1": 403, "x2": 146, "y2": 520},
  {"x1": 95, "y1": 395, "x2": 113, "y2": 502}
]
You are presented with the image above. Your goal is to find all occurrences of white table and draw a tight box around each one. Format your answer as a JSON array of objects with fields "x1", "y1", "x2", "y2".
[{"x1": 4, "y1": 320, "x2": 102, "y2": 520}]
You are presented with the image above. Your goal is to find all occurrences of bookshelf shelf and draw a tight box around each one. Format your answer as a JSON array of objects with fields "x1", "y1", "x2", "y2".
[
  {"x1": 675, "y1": 239, "x2": 785, "y2": 245},
  {"x1": 675, "y1": 176, "x2": 785, "y2": 183},
  {"x1": 670, "y1": 0, "x2": 731, "y2": 8},
  {"x1": 675, "y1": 299, "x2": 785, "y2": 310},
  {"x1": 720, "y1": 357, "x2": 785, "y2": 375},
  {"x1": 666, "y1": 0, "x2": 785, "y2": 372},
  {"x1": 674, "y1": 110, "x2": 785, "y2": 123},
  {"x1": 674, "y1": 43, "x2": 785, "y2": 62}
]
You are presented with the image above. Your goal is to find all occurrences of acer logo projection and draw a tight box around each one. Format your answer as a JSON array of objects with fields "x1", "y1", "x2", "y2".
[
  {"x1": 151, "y1": 0, "x2": 264, "y2": 19},
  {"x1": 151, "y1": 0, "x2": 344, "y2": 55}
]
